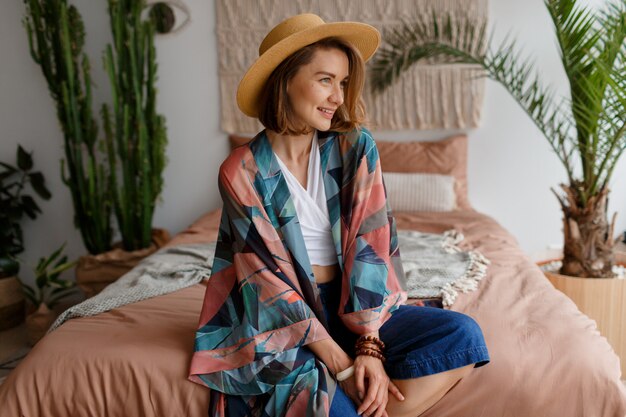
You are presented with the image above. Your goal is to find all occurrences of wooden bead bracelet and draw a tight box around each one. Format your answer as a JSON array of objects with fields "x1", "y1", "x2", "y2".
[
  {"x1": 355, "y1": 335, "x2": 386, "y2": 362},
  {"x1": 355, "y1": 347, "x2": 386, "y2": 362},
  {"x1": 356, "y1": 335, "x2": 385, "y2": 350}
]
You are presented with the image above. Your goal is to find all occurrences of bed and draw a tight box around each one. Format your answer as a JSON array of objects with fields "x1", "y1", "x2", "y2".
[{"x1": 1, "y1": 134, "x2": 625, "y2": 416}]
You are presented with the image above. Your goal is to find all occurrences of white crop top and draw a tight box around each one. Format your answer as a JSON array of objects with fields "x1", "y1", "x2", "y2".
[{"x1": 274, "y1": 131, "x2": 338, "y2": 266}]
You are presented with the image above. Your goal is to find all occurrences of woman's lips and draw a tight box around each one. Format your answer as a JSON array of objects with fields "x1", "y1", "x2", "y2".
[{"x1": 318, "y1": 107, "x2": 334, "y2": 119}]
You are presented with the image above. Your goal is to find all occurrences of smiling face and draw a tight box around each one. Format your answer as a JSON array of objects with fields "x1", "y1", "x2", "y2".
[
  {"x1": 285, "y1": 48, "x2": 350, "y2": 133},
  {"x1": 258, "y1": 37, "x2": 366, "y2": 135}
]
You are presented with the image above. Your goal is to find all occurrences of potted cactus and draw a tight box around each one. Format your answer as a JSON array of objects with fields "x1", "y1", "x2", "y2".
[
  {"x1": 23, "y1": 0, "x2": 113, "y2": 255},
  {"x1": 23, "y1": 0, "x2": 170, "y2": 297},
  {"x1": 102, "y1": 0, "x2": 168, "y2": 253},
  {"x1": 0, "y1": 145, "x2": 51, "y2": 330}
]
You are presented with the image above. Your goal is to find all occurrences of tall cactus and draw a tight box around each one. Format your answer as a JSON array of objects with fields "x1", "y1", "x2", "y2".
[
  {"x1": 23, "y1": 0, "x2": 113, "y2": 255},
  {"x1": 103, "y1": 0, "x2": 168, "y2": 251}
]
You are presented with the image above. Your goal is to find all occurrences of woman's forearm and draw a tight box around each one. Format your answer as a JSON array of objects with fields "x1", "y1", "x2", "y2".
[{"x1": 307, "y1": 337, "x2": 353, "y2": 375}]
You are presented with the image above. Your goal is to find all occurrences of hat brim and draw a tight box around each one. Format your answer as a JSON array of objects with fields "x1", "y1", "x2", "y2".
[{"x1": 236, "y1": 22, "x2": 381, "y2": 118}]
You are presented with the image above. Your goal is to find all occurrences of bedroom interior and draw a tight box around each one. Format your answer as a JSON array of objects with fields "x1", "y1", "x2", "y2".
[{"x1": 1, "y1": 0, "x2": 626, "y2": 416}]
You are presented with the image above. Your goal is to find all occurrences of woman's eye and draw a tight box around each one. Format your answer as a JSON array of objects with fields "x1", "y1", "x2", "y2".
[{"x1": 320, "y1": 78, "x2": 331, "y2": 84}]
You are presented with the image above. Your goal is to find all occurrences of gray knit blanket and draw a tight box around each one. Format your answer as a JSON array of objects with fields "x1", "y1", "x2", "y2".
[
  {"x1": 50, "y1": 230, "x2": 489, "y2": 331},
  {"x1": 398, "y1": 230, "x2": 490, "y2": 305},
  {"x1": 49, "y1": 243, "x2": 216, "y2": 332}
]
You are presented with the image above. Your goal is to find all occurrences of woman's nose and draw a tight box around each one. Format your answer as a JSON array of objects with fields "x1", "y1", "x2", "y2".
[{"x1": 329, "y1": 84, "x2": 344, "y2": 106}]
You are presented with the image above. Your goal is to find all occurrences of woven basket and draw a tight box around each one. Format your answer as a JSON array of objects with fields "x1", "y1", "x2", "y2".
[
  {"x1": 0, "y1": 276, "x2": 25, "y2": 331},
  {"x1": 25, "y1": 303, "x2": 57, "y2": 346},
  {"x1": 75, "y1": 228, "x2": 170, "y2": 298}
]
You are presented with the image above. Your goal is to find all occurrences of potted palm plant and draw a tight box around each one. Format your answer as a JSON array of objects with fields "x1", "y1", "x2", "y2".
[
  {"x1": 0, "y1": 145, "x2": 51, "y2": 330},
  {"x1": 369, "y1": 0, "x2": 626, "y2": 372},
  {"x1": 23, "y1": 0, "x2": 170, "y2": 297}
]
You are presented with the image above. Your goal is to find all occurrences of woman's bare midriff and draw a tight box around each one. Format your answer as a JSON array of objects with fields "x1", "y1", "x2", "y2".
[{"x1": 312, "y1": 263, "x2": 340, "y2": 283}]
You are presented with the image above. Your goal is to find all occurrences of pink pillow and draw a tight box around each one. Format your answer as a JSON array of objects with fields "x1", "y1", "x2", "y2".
[{"x1": 375, "y1": 135, "x2": 470, "y2": 210}]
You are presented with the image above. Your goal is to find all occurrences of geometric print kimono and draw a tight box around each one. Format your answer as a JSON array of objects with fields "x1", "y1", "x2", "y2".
[{"x1": 189, "y1": 126, "x2": 407, "y2": 417}]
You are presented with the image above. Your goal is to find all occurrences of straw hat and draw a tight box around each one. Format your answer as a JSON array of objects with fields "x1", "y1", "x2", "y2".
[{"x1": 236, "y1": 13, "x2": 381, "y2": 118}]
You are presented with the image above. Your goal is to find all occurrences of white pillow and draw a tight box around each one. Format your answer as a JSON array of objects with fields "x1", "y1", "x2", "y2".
[{"x1": 383, "y1": 172, "x2": 456, "y2": 212}]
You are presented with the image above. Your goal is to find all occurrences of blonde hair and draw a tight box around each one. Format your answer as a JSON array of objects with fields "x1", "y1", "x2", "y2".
[{"x1": 258, "y1": 37, "x2": 367, "y2": 135}]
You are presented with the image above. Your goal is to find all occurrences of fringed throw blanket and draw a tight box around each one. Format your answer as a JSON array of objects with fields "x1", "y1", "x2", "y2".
[
  {"x1": 48, "y1": 243, "x2": 216, "y2": 332},
  {"x1": 399, "y1": 230, "x2": 489, "y2": 306},
  {"x1": 189, "y1": 127, "x2": 407, "y2": 417}
]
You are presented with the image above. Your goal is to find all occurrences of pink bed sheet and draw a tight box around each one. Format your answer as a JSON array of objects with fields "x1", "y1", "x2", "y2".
[
  {"x1": 392, "y1": 211, "x2": 626, "y2": 416},
  {"x1": 1, "y1": 208, "x2": 625, "y2": 416}
]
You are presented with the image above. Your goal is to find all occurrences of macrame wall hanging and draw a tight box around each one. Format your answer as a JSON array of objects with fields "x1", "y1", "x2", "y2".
[{"x1": 216, "y1": 0, "x2": 488, "y2": 134}]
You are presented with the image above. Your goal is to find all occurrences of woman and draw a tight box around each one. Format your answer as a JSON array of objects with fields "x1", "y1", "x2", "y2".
[{"x1": 189, "y1": 13, "x2": 490, "y2": 417}]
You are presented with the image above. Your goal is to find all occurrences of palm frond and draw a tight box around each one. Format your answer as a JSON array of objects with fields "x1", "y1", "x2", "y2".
[
  {"x1": 546, "y1": 0, "x2": 600, "y2": 75},
  {"x1": 370, "y1": 0, "x2": 626, "y2": 202},
  {"x1": 547, "y1": 0, "x2": 626, "y2": 187},
  {"x1": 591, "y1": 1, "x2": 626, "y2": 191},
  {"x1": 370, "y1": 11, "x2": 486, "y2": 95},
  {"x1": 595, "y1": 1, "x2": 626, "y2": 73},
  {"x1": 546, "y1": 0, "x2": 607, "y2": 182},
  {"x1": 596, "y1": 79, "x2": 626, "y2": 190},
  {"x1": 370, "y1": 15, "x2": 575, "y2": 183}
]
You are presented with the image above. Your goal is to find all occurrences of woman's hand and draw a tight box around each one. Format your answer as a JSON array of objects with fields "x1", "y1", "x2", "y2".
[
  {"x1": 353, "y1": 355, "x2": 404, "y2": 417},
  {"x1": 337, "y1": 375, "x2": 363, "y2": 410}
]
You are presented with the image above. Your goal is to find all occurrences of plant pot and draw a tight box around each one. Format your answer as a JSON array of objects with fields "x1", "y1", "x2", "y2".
[
  {"x1": 25, "y1": 303, "x2": 56, "y2": 346},
  {"x1": 542, "y1": 251, "x2": 626, "y2": 376},
  {"x1": 75, "y1": 228, "x2": 170, "y2": 298},
  {"x1": 0, "y1": 276, "x2": 25, "y2": 331}
]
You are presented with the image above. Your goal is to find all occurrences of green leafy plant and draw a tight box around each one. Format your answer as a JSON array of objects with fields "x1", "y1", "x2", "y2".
[
  {"x1": 20, "y1": 243, "x2": 77, "y2": 309},
  {"x1": 0, "y1": 145, "x2": 51, "y2": 278},
  {"x1": 370, "y1": 0, "x2": 626, "y2": 278}
]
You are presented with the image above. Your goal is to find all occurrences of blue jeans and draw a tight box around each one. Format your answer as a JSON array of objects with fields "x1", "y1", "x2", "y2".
[
  {"x1": 330, "y1": 384, "x2": 360, "y2": 416},
  {"x1": 317, "y1": 278, "x2": 490, "y2": 416}
]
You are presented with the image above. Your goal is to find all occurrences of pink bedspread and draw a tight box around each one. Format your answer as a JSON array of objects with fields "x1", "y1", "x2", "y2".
[{"x1": 1, "y1": 209, "x2": 625, "y2": 416}]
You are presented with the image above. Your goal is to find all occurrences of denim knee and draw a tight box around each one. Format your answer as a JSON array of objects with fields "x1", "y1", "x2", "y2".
[
  {"x1": 448, "y1": 310, "x2": 486, "y2": 346},
  {"x1": 381, "y1": 306, "x2": 490, "y2": 378}
]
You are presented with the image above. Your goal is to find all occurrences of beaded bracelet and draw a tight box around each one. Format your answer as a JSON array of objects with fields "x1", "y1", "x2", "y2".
[
  {"x1": 355, "y1": 335, "x2": 386, "y2": 362},
  {"x1": 356, "y1": 335, "x2": 385, "y2": 350},
  {"x1": 355, "y1": 347, "x2": 386, "y2": 363},
  {"x1": 354, "y1": 342, "x2": 383, "y2": 353}
]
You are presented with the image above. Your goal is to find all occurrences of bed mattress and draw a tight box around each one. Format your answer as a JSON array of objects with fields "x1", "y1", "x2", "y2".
[{"x1": 1, "y1": 209, "x2": 624, "y2": 416}]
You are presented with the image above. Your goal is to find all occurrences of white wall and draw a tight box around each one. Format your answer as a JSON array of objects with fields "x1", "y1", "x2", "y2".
[{"x1": 2, "y1": 0, "x2": 625, "y2": 285}]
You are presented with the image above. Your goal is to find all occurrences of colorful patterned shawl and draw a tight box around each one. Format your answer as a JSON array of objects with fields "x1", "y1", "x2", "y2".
[{"x1": 189, "y1": 126, "x2": 407, "y2": 417}]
